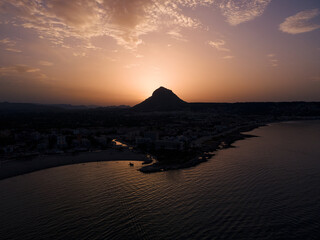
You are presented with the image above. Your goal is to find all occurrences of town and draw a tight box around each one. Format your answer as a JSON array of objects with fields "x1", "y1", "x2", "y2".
[{"x1": 0, "y1": 110, "x2": 266, "y2": 159}]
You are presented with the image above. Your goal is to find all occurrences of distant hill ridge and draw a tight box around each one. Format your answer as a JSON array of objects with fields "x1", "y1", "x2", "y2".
[
  {"x1": 133, "y1": 86, "x2": 187, "y2": 111},
  {"x1": 1, "y1": 87, "x2": 320, "y2": 114},
  {"x1": 0, "y1": 102, "x2": 129, "y2": 113}
]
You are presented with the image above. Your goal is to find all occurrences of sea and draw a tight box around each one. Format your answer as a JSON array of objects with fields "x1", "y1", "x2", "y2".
[{"x1": 0, "y1": 120, "x2": 320, "y2": 240}]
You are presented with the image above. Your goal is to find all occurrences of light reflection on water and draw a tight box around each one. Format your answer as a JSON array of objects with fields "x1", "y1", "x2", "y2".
[
  {"x1": 112, "y1": 139, "x2": 128, "y2": 147},
  {"x1": 0, "y1": 121, "x2": 320, "y2": 240}
]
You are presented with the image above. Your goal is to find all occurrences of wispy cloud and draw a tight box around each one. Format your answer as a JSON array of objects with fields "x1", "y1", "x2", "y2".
[
  {"x1": 124, "y1": 63, "x2": 140, "y2": 69},
  {"x1": 0, "y1": 64, "x2": 49, "y2": 80},
  {"x1": 0, "y1": 65, "x2": 40, "y2": 74},
  {"x1": 223, "y1": 55, "x2": 234, "y2": 59},
  {"x1": 267, "y1": 53, "x2": 278, "y2": 67},
  {"x1": 0, "y1": 37, "x2": 22, "y2": 53},
  {"x1": 0, "y1": 0, "x2": 209, "y2": 50},
  {"x1": 73, "y1": 52, "x2": 86, "y2": 57},
  {"x1": 0, "y1": 38, "x2": 16, "y2": 46},
  {"x1": 208, "y1": 40, "x2": 230, "y2": 52},
  {"x1": 279, "y1": 9, "x2": 320, "y2": 34},
  {"x1": 0, "y1": 0, "x2": 273, "y2": 51},
  {"x1": 4, "y1": 48, "x2": 22, "y2": 53},
  {"x1": 167, "y1": 29, "x2": 188, "y2": 42},
  {"x1": 38, "y1": 61, "x2": 54, "y2": 66},
  {"x1": 219, "y1": 0, "x2": 272, "y2": 26}
]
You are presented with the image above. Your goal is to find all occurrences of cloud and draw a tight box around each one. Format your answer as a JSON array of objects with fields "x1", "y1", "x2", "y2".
[
  {"x1": 4, "y1": 48, "x2": 22, "y2": 53},
  {"x1": 167, "y1": 29, "x2": 188, "y2": 42},
  {"x1": 0, "y1": 0, "x2": 275, "y2": 50},
  {"x1": 0, "y1": 37, "x2": 22, "y2": 53},
  {"x1": 176, "y1": 0, "x2": 215, "y2": 8},
  {"x1": 0, "y1": 0, "x2": 208, "y2": 50},
  {"x1": 0, "y1": 0, "x2": 278, "y2": 52},
  {"x1": 38, "y1": 61, "x2": 54, "y2": 66},
  {"x1": 208, "y1": 40, "x2": 230, "y2": 52},
  {"x1": 0, "y1": 64, "x2": 49, "y2": 80},
  {"x1": 223, "y1": 55, "x2": 234, "y2": 59},
  {"x1": 219, "y1": 0, "x2": 271, "y2": 25},
  {"x1": 267, "y1": 53, "x2": 278, "y2": 67},
  {"x1": 279, "y1": 9, "x2": 320, "y2": 34},
  {"x1": 46, "y1": 0, "x2": 101, "y2": 27},
  {"x1": 124, "y1": 63, "x2": 140, "y2": 69},
  {"x1": 0, "y1": 65, "x2": 40, "y2": 74},
  {"x1": 73, "y1": 52, "x2": 86, "y2": 57},
  {"x1": 0, "y1": 38, "x2": 14, "y2": 45}
]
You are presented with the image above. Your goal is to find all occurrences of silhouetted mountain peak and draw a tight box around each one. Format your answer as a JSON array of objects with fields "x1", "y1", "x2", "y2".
[
  {"x1": 133, "y1": 87, "x2": 187, "y2": 111},
  {"x1": 152, "y1": 86, "x2": 172, "y2": 96}
]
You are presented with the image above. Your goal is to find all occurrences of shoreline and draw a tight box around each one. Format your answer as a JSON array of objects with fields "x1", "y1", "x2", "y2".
[
  {"x1": 0, "y1": 127, "x2": 258, "y2": 179},
  {"x1": 139, "y1": 118, "x2": 320, "y2": 173},
  {"x1": 139, "y1": 131, "x2": 259, "y2": 173},
  {"x1": 1, "y1": 118, "x2": 319, "y2": 180},
  {"x1": 0, "y1": 149, "x2": 149, "y2": 180}
]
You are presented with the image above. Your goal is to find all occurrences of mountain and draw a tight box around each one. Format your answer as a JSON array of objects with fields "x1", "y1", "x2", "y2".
[
  {"x1": 0, "y1": 102, "x2": 65, "y2": 113},
  {"x1": 133, "y1": 87, "x2": 188, "y2": 111}
]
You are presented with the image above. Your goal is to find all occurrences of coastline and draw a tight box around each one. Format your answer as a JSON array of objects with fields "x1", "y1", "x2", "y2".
[
  {"x1": 140, "y1": 118, "x2": 320, "y2": 173},
  {"x1": 139, "y1": 129, "x2": 260, "y2": 173},
  {"x1": 0, "y1": 127, "x2": 259, "y2": 179},
  {"x1": 1, "y1": 118, "x2": 319, "y2": 180},
  {"x1": 0, "y1": 149, "x2": 149, "y2": 180}
]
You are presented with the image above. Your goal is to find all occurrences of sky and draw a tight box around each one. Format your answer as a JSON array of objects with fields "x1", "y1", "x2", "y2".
[{"x1": 0, "y1": 0, "x2": 320, "y2": 106}]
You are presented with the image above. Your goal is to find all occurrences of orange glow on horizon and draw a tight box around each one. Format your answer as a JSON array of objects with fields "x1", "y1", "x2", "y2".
[{"x1": 0, "y1": 0, "x2": 319, "y2": 105}]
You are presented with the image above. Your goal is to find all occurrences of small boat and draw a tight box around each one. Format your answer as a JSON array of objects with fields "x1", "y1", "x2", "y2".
[{"x1": 129, "y1": 162, "x2": 134, "y2": 167}]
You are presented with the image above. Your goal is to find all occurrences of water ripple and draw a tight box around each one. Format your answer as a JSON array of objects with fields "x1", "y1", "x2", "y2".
[{"x1": 0, "y1": 121, "x2": 320, "y2": 239}]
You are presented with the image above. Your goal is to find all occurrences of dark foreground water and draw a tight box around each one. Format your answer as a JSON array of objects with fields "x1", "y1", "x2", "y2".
[{"x1": 1, "y1": 121, "x2": 320, "y2": 240}]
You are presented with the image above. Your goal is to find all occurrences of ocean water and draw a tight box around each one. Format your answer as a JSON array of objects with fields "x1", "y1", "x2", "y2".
[{"x1": 0, "y1": 121, "x2": 320, "y2": 240}]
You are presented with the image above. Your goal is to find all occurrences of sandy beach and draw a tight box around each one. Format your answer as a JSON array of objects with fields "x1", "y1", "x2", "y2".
[{"x1": 0, "y1": 149, "x2": 148, "y2": 180}]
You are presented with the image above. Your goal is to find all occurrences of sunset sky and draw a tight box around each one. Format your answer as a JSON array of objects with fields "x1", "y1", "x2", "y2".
[{"x1": 0, "y1": 0, "x2": 320, "y2": 105}]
